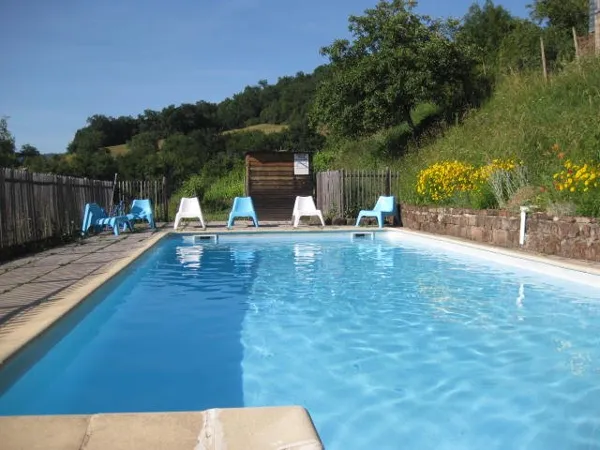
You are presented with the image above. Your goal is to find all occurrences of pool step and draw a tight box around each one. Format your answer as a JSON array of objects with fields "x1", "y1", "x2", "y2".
[
  {"x1": 193, "y1": 234, "x2": 218, "y2": 244},
  {"x1": 351, "y1": 231, "x2": 375, "y2": 241}
]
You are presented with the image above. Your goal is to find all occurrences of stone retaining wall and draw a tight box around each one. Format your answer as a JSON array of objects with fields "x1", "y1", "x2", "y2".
[{"x1": 400, "y1": 205, "x2": 600, "y2": 262}]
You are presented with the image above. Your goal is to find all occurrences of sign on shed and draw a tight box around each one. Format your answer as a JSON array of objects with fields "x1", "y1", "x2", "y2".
[
  {"x1": 246, "y1": 151, "x2": 314, "y2": 221},
  {"x1": 293, "y1": 153, "x2": 310, "y2": 175}
]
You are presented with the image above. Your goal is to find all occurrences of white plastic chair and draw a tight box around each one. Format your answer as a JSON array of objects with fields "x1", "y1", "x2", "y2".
[
  {"x1": 174, "y1": 197, "x2": 206, "y2": 230},
  {"x1": 292, "y1": 196, "x2": 325, "y2": 228}
]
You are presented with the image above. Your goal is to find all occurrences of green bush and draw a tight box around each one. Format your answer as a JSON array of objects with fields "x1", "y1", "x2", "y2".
[{"x1": 168, "y1": 165, "x2": 244, "y2": 221}]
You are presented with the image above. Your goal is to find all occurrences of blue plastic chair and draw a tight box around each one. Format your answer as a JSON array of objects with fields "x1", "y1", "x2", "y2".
[
  {"x1": 355, "y1": 196, "x2": 399, "y2": 229},
  {"x1": 81, "y1": 203, "x2": 132, "y2": 236},
  {"x1": 125, "y1": 199, "x2": 155, "y2": 229},
  {"x1": 227, "y1": 197, "x2": 259, "y2": 229}
]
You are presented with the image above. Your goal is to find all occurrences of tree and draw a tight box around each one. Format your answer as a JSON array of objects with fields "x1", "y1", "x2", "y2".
[
  {"x1": 67, "y1": 128, "x2": 106, "y2": 154},
  {"x1": 458, "y1": 1, "x2": 518, "y2": 71},
  {"x1": 0, "y1": 117, "x2": 17, "y2": 168},
  {"x1": 498, "y1": 18, "x2": 573, "y2": 72},
  {"x1": 310, "y1": 0, "x2": 480, "y2": 137},
  {"x1": 118, "y1": 131, "x2": 162, "y2": 179},
  {"x1": 70, "y1": 148, "x2": 117, "y2": 179},
  {"x1": 17, "y1": 144, "x2": 41, "y2": 167},
  {"x1": 528, "y1": 0, "x2": 589, "y2": 34},
  {"x1": 158, "y1": 134, "x2": 205, "y2": 186}
]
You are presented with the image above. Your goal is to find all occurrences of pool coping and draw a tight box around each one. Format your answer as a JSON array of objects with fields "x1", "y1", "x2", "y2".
[
  {"x1": 386, "y1": 228, "x2": 600, "y2": 277},
  {"x1": 0, "y1": 406, "x2": 324, "y2": 450}
]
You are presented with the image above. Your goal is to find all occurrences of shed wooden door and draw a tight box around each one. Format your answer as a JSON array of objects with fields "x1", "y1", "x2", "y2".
[{"x1": 246, "y1": 152, "x2": 314, "y2": 221}]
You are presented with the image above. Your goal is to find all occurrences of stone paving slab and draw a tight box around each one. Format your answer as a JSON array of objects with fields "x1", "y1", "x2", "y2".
[
  {"x1": 0, "y1": 229, "x2": 161, "y2": 325},
  {"x1": 0, "y1": 267, "x2": 56, "y2": 286},
  {"x1": 0, "y1": 284, "x2": 18, "y2": 295},
  {"x1": 0, "y1": 407, "x2": 323, "y2": 450},
  {"x1": 35, "y1": 264, "x2": 101, "y2": 283},
  {"x1": 0, "y1": 281, "x2": 72, "y2": 307},
  {"x1": 28, "y1": 253, "x2": 86, "y2": 267},
  {"x1": 0, "y1": 415, "x2": 90, "y2": 450}
]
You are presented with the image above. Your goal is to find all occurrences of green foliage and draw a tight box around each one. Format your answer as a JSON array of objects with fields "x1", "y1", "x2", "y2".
[
  {"x1": 0, "y1": 117, "x2": 17, "y2": 168},
  {"x1": 168, "y1": 164, "x2": 244, "y2": 220},
  {"x1": 498, "y1": 19, "x2": 545, "y2": 71},
  {"x1": 576, "y1": 192, "x2": 600, "y2": 217},
  {"x1": 499, "y1": 21, "x2": 575, "y2": 73},
  {"x1": 314, "y1": 102, "x2": 442, "y2": 170},
  {"x1": 311, "y1": 0, "x2": 482, "y2": 137},
  {"x1": 458, "y1": 0, "x2": 518, "y2": 72},
  {"x1": 203, "y1": 167, "x2": 245, "y2": 210},
  {"x1": 529, "y1": 0, "x2": 589, "y2": 34}
]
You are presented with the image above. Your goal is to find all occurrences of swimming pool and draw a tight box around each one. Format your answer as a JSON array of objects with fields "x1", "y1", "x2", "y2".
[{"x1": 1, "y1": 231, "x2": 599, "y2": 449}]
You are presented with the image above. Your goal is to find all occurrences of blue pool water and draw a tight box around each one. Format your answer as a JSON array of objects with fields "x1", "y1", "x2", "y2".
[{"x1": 1, "y1": 232, "x2": 600, "y2": 449}]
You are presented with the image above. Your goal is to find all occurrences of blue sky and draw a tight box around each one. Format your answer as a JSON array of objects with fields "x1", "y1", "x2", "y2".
[{"x1": 0, "y1": 0, "x2": 528, "y2": 153}]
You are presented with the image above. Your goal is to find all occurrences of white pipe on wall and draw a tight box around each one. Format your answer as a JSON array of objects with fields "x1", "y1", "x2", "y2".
[{"x1": 519, "y1": 206, "x2": 530, "y2": 246}]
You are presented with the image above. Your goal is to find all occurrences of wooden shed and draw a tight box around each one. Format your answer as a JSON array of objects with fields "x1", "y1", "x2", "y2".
[{"x1": 245, "y1": 151, "x2": 314, "y2": 221}]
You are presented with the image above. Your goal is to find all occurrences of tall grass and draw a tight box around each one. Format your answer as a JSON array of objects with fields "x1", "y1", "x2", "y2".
[{"x1": 394, "y1": 59, "x2": 600, "y2": 208}]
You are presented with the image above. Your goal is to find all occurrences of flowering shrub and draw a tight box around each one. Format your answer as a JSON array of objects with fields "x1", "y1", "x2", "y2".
[
  {"x1": 416, "y1": 161, "x2": 476, "y2": 202},
  {"x1": 417, "y1": 158, "x2": 521, "y2": 203},
  {"x1": 553, "y1": 160, "x2": 599, "y2": 193},
  {"x1": 475, "y1": 159, "x2": 519, "y2": 181}
]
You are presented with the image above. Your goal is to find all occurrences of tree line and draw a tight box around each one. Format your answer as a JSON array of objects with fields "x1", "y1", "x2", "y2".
[{"x1": 1, "y1": 0, "x2": 591, "y2": 190}]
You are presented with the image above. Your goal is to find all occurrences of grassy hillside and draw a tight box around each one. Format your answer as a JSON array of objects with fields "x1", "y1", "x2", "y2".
[
  {"x1": 395, "y1": 58, "x2": 600, "y2": 214},
  {"x1": 106, "y1": 144, "x2": 129, "y2": 157},
  {"x1": 222, "y1": 123, "x2": 289, "y2": 135}
]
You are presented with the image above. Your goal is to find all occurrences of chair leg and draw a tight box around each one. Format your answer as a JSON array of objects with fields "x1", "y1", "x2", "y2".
[
  {"x1": 377, "y1": 213, "x2": 384, "y2": 229},
  {"x1": 317, "y1": 212, "x2": 325, "y2": 227},
  {"x1": 227, "y1": 215, "x2": 235, "y2": 229},
  {"x1": 252, "y1": 214, "x2": 259, "y2": 228},
  {"x1": 293, "y1": 214, "x2": 300, "y2": 228},
  {"x1": 355, "y1": 213, "x2": 364, "y2": 227},
  {"x1": 174, "y1": 215, "x2": 180, "y2": 230},
  {"x1": 199, "y1": 216, "x2": 206, "y2": 229}
]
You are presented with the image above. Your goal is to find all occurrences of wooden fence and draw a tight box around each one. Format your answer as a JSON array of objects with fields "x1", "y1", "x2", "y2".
[
  {"x1": 114, "y1": 178, "x2": 169, "y2": 222},
  {"x1": 0, "y1": 169, "x2": 168, "y2": 257},
  {"x1": 316, "y1": 169, "x2": 402, "y2": 218}
]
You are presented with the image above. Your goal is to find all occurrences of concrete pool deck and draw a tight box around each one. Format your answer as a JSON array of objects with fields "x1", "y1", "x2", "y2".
[{"x1": 1, "y1": 222, "x2": 600, "y2": 449}]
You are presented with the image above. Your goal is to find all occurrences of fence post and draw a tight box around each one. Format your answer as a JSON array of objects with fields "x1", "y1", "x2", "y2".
[
  {"x1": 596, "y1": 0, "x2": 600, "y2": 56},
  {"x1": 572, "y1": 27, "x2": 580, "y2": 60},
  {"x1": 540, "y1": 36, "x2": 548, "y2": 82},
  {"x1": 385, "y1": 167, "x2": 391, "y2": 196},
  {"x1": 162, "y1": 176, "x2": 169, "y2": 223},
  {"x1": 109, "y1": 173, "x2": 118, "y2": 214},
  {"x1": 340, "y1": 169, "x2": 345, "y2": 218}
]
